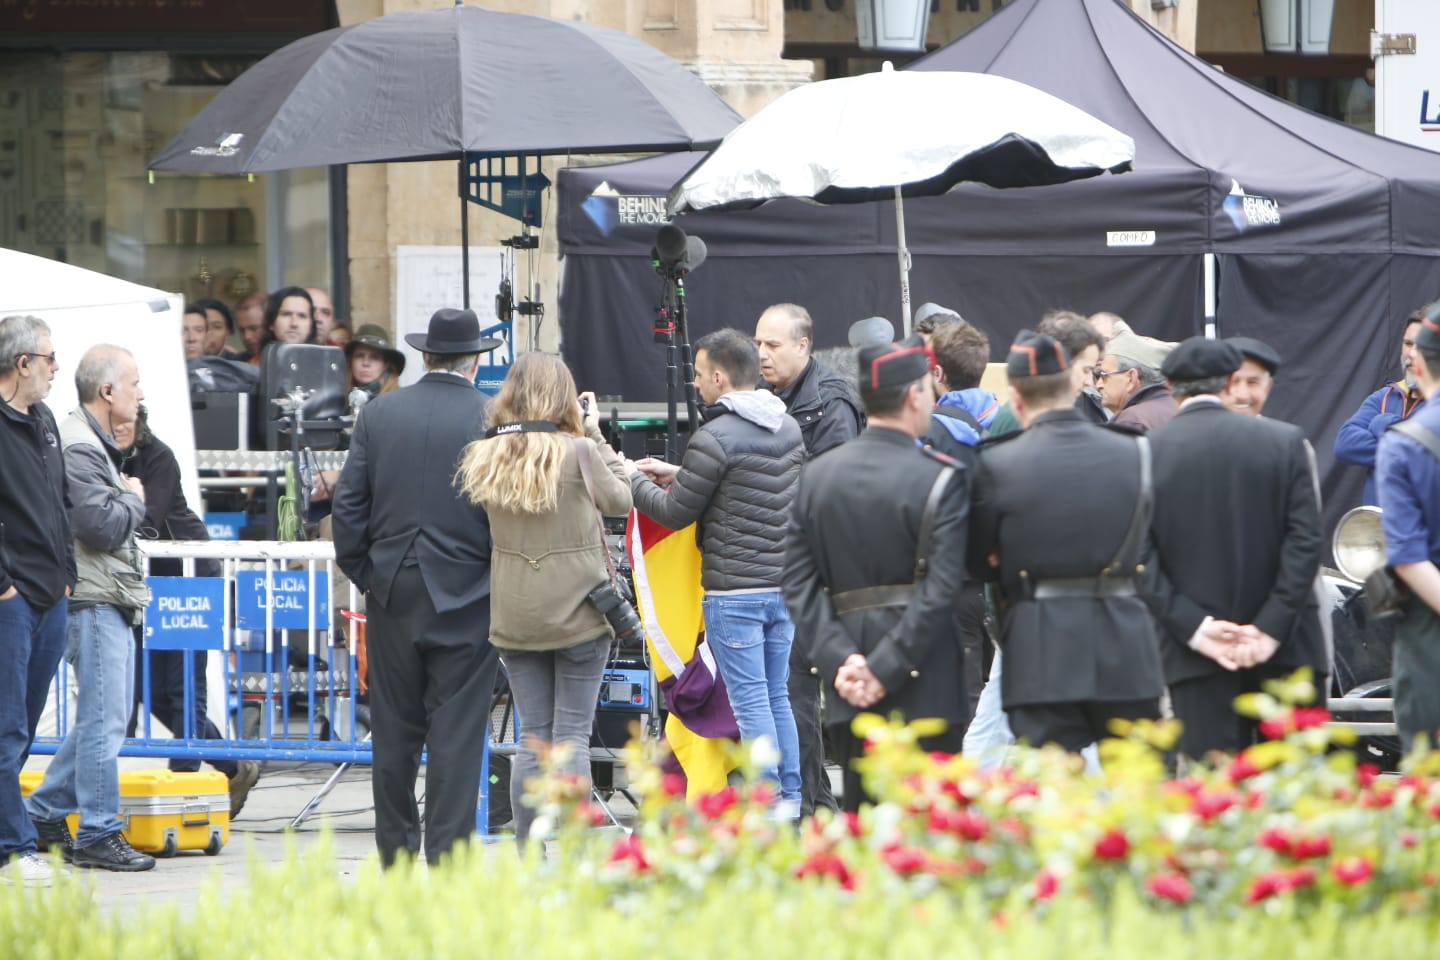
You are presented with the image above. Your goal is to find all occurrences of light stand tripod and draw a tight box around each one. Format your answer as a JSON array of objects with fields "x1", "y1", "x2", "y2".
[{"x1": 651, "y1": 225, "x2": 707, "y2": 462}]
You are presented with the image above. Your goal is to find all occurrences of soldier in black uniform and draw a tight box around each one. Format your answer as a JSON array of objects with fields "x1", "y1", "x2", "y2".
[
  {"x1": 968, "y1": 331, "x2": 1164, "y2": 752},
  {"x1": 783, "y1": 335, "x2": 971, "y2": 811}
]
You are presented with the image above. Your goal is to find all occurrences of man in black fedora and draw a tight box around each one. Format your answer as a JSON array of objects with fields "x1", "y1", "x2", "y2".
[{"x1": 332, "y1": 307, "x2": 504, "y2": 867}]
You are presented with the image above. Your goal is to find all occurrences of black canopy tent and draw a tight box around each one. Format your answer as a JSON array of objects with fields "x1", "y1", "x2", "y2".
[{"x1": 557, "y1": 0, "x2": 1440, "y2": 524}]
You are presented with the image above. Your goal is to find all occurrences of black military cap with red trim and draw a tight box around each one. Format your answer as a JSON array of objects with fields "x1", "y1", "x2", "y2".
[
  {"x1": 857, "y1": 334, "x2": 934, "y2": 389},
  {"x1": 1006, "y1": 330, "x2": 1069, "y2": 379}
]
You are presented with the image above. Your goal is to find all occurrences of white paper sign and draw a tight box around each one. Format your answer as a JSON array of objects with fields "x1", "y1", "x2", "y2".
[{"x1": 394, "y1": 245, "x2": 511, "y2": 386}]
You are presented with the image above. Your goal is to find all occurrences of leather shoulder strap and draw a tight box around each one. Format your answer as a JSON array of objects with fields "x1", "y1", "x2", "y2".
[
  {"x1": 1392, "y1": 418, "x2": 1440, "y2": 464},
  {"x1": 1103, "y1": 435, "x2": 1152, "y2": 576},
  {"x1": 914, "y1": 465, "x2": 956, "y2": 580}
]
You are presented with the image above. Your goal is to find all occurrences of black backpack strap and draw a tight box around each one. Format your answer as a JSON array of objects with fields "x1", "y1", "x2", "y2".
[
  {"x1": 1101, "y1": 435, "x2": 1152, "y2": 576},
  {"x1": 935, "y1": 402, "x2": 984, "y2": 436},
  {"x1": 1392, "y1": 418, "x2": 1440, "y2": 464},
  {"x1": 914, "y1": 465, "x2": 957, "y2": 581}
]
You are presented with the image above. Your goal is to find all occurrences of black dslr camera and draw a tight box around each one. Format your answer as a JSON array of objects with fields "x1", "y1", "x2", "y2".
[{"x1": 586, "y1": 581, "x2": 643, "y2": 645}]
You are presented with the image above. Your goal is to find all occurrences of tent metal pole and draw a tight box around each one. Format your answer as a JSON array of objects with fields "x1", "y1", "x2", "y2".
[
  {"x1": 895, "y1": 185, "x2": 912, "y2": 336},
  {"x1": 460, "y1": 155, "x2": 471, "y2": 310},
  {"x1": 1203, "y1": 252, "x2": 1217, "y2": 339}
]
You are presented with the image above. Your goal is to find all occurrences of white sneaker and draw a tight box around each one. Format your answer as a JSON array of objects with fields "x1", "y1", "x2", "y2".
[{"x1": 0, "y1": 852, "x2": 57, "y2": 887}]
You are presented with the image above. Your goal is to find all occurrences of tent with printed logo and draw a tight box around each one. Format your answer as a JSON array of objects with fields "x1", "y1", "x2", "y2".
[{"x1": 557, "y1": 0, "x2": 1440, "y2": 531}]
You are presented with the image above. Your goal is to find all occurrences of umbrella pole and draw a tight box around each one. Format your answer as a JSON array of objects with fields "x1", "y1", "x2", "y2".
[
  {"x1": 894, "y1": 185, "x2": 912, "y2": 336},
  {"x1": 459, "y1": 156, "x2": 471, "y2": 310}
]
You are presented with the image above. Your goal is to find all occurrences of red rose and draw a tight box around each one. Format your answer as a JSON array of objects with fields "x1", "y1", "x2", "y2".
[
  {"x1": 800, "y1": 852, "x2": 852, "y2": 892},
  {"x1": 748, "y1": 783, "x2": 776, "y2": 806},
  {"x1": 1331, "y1": 856, "x2": 1374, "y2": 886},
  {"x1": 939, "y1": 779, "x2": 972, "y2": 806},
  {"x1": 843, "y1": 810, "x2": 863, "y2": 838},
  {"x1": 1258, "y1": 712, "x2": 1292, "y2": 740},
  {"x1": 881, "y1": 843, "x2": 930, "y2": 876},
  {"x1": 1293, "y1": 707, "x2": 1330, "y2": 730},
  {"x1": 1357, "y1": 763, "x2": 1381, "y2": 788},
  {"x1": 695, "y1": 786, "x2": 738, "y2": 819},
  {"x1": 1246, "y1": 871, "x2": 1286, "y2": 904},
  {"x1": 1292, "y1": 834, "x2": 1331, "y2": 859},
  {"x1": 1194, "y1": 790, "x2": 1237, "y2": 821},
  {"x1": 659, "y1": 773, "x2": 687, "y2": 798},
  {"x1": 1033, "y1": 869, "x2": 1059, "y2": 901},
  {"x1": 1147, "y1": 872, "x2": 1194, "y2": 904},
  {"x1": 1093, "y1": 828, "x2": 1130, "y2": 862},
  {"x1": 607, "y1": 833, "x2": 650, "y2": 872},
  {"x1": 1288, "y1": 865, "x2": 1318, "y2": 889},
  {"x1": 1226, "y1": 753, "x2": 1263, "y2": 783},
  {"x1": 1257, "y1": 827, "x2": 1292, "y2": 856}
]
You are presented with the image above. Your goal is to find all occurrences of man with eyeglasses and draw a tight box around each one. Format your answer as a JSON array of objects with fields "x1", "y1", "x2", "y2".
[
  {"x1": 1096, "y1": 332, "x2": 1176, "y2": 433},
  {"x1": 0, "y1": 316, "x2": 73, "y2": 887}
]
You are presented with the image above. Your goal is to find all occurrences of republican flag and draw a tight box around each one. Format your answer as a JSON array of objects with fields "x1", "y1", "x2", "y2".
[{"x1": 626, "y1": 510, "x2": 736, "y2": 796}]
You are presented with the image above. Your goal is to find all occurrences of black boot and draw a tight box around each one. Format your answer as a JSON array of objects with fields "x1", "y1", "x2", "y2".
[{"x1": 70, "y1": 832, "x2": 156, "y2": 872}]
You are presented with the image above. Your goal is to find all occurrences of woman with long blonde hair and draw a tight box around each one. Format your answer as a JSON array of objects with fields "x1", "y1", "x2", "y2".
[{"x1": 456, "y1": 352, "x2": 631, "y2": 844}]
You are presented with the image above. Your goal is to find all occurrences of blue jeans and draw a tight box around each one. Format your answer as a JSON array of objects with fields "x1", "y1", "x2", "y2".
[
  {"x1": 702, "y1": 591, "x2": 801, "y2": 806},
  {"x1": 25, "y1": 604, "x2": 135, "y2": 848},
  {"x1": 502, "y1": 635, "x2": 610, "y2": 845},
  {"x1": 0, "y1": 591, "x2": 68, "y2": 859}
]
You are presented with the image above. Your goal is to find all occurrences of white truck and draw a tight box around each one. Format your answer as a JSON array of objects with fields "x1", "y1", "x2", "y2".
[{"x1": 1374, "y1": 0, "x2": 1440, "y2": 148}]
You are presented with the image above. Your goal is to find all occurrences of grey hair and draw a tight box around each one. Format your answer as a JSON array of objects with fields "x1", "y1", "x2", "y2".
[
  {"x1": 762, "y1": 303, "x2": 813, "y2": 344},
  {"x1": 424, "y1": 351, "x2": 479, "y2": 374},
  {"x1": 0, "y1": 315, "x2": 49, "y2": 376},
  {"x1": 75, "y1": 345, "x2": 135, "y2": 404},
  {"x1": 1114, "y1": 358, "x2": 1166, "y2": 387},
  {"x1": 1171, "y1": 375, "x2": 1230, "y2": 401}
]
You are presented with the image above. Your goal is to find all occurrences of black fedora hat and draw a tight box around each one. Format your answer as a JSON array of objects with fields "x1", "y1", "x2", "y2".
[{"x1": 404, "y1": 307, "x2": 504, "y2": 355}]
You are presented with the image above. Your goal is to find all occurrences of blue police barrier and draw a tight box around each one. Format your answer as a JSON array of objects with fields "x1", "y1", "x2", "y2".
[
  {"x1": 203, "y1": 512, "x2": 247, "y2": 541},
  {"x1": 32, "y1": 540, "x2": 511, "y2": 836}
]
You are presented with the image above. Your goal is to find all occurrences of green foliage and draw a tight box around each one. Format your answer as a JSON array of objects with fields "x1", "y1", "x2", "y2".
[{"x1": 6, "y1": 670, "x2": 1440, "y2": 958}]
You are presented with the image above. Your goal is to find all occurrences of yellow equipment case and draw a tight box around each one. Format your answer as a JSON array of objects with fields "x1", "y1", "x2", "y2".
[{"x1": 20, "y1": 769, "x2": 229, "y2": 857}]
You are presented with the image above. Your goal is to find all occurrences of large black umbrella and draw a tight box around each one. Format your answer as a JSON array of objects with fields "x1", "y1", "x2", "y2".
[{"x1": 150, "y1": 3, "x2": 742, "y2": 304}]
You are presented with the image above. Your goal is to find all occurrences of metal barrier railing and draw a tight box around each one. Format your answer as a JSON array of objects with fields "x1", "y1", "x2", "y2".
[
  {"x1": 33, "y1": 539, "x2": 509, "y2": 834},
  {"x1": 1327, "y1": 696, "x2": 1398, "y2": 736}
]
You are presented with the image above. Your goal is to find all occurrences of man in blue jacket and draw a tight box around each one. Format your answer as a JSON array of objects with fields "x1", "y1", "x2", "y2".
[
  {"x1": 1336, "y1": 309, "x2": 1427, "y2": 504},
  {"x1": 1376, "y1": 309, "x2": 1440, "y2": 752}
]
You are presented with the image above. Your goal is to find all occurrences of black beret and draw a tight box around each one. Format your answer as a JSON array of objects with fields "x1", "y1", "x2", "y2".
[
  {"x1": 858, "y1": 334, "x2": 933, "y2": 390},
  {"x1": 1006, "y1": 330, "x2": 1068, "y2": 379},
  {"x1": 1420, "y1": 304, "x2": 1440, "y2": 352},
  {"x1": 1161, "y1": 336, "x2": 1244, "y2": 381},
  {"x1": 1225, "y1": 336, "x2": 1281, "y2": 375}
]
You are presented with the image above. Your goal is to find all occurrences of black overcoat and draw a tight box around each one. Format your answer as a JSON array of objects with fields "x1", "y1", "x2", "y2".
[
  {"x1": 783, "y1": 426, "x2": 970, "y2": 727},
  {"x1": 332, "y1": 372, "x2": 492, "y2": 614},
  {"x1": 968, "y1": 409, "x2": 1165, "y2": 708}
]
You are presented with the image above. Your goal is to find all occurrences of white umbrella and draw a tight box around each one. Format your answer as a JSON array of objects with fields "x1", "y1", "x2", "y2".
[{"x1": 669, "y1": 64, "x2": 1135, "y2": 334}]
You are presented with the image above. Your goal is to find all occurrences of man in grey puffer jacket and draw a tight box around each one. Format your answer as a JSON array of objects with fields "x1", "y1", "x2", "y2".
[{"x1": 631, "y1": 328, "x2": 804, "y2": 816}]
